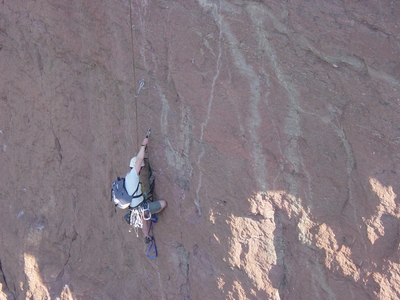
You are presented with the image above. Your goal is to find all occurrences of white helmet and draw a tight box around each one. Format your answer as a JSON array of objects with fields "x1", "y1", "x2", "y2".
[{"x1": 129, "y1": 156, "x2": 145, "y2": 168}]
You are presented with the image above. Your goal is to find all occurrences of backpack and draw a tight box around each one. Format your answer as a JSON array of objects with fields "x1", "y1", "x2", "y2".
[{"x1": 111, "y1": 177, "x2": 141, "y2": 209}]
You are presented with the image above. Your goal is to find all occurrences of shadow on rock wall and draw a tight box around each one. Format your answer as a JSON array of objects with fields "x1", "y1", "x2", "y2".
[{"x1": 219, "y1": 174, "x2": 399, "y2": 299}]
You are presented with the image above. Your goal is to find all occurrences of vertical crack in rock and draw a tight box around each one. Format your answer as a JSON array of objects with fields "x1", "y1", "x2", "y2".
[
  {"x1": 177, "y1": 245, "x2": 191, "y2": 300},
  {"x1": 307, "y1": 105, "x2": 369, "y2": 257},
  {"x1": 35, "y1": 46, "x2": 46, "y2": 94},
  {"x1": 329, "y1": 117, "x2": 356, "y2": 214},
  {"x1": 50, "y1": 119, "x2": 62, "y2": 165},
  {"x1": 54, "y1": 136, "x2": 62, "y2": 164},
  {"x1": 155, "y1": 80, "x2": 194, "y2": 190},
  {"x1": 273, "y1": 211, "x2": 288, "y2": 299},
  {"x1": 176, "y1": 104, "x2": 194, "y2": 192},
  {"x1": 195, "y1": 0, "x2": 223, "y2": 216},
  {"x1": 312, "y1": 260, "x2": 338, "y2": 300},
  {"x1": 53, "y1": 227, "x2": 78, "y2": 284},
  {"x1": 37, "y1": 49, "x2": 44, "y2": 77}
]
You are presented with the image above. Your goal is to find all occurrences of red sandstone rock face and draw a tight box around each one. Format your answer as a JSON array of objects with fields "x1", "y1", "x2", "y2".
[{"x1": 0, "y1": 0, "x2": 399, "y2": 299}]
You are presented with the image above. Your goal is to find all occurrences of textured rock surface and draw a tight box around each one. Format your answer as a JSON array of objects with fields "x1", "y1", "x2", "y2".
[{"x1": 1, "y1": 0, "x2": 399, "y2": 299}]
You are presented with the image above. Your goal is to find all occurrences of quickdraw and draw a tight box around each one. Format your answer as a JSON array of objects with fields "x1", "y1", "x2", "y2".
[{"x1": 134, "y1": 79, "x2": 145, "y2": 98}]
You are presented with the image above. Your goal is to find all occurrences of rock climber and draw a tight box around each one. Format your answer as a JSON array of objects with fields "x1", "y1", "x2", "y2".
[{"x1": 125, "y1": 132, "x2": 167, "y2": 243}]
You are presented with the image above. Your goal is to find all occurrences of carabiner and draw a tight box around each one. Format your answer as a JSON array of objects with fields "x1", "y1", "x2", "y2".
[{"x1": 142, "y1": 208, "x2": 152, "y2": 220}]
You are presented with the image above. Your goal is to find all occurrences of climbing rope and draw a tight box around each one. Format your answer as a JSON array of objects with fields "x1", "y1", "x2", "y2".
[{"x1": 129, "y1": 0, "x2": 139, "y2": 148}]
